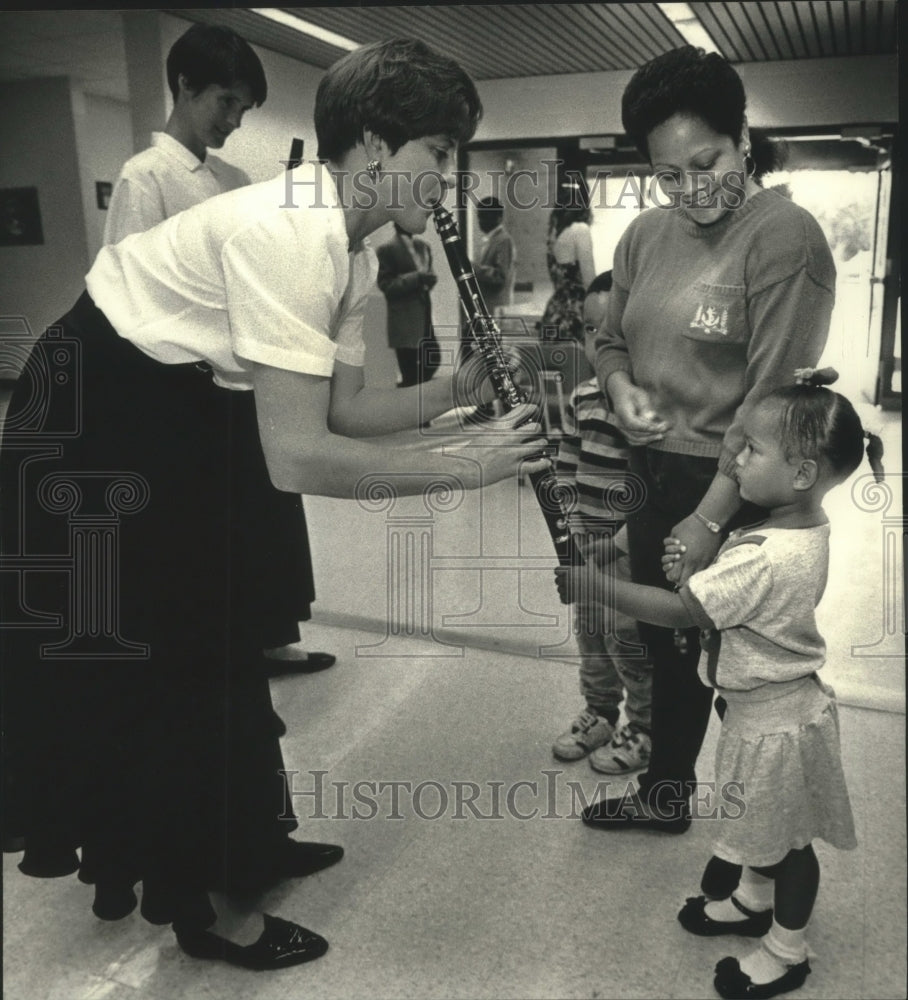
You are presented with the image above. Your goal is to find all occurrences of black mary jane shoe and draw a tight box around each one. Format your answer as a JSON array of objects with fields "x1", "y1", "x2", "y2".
[
  {"x1": 175, "y1": 914, "x2": 328, "y2": 971},
  {"x1": 714, "y1": 955, "x2": 811, "y2": 999},
  {"x1": 678, "y1": 895, "x2": 773, "y2": 937},
  {"x1": 262, "y1": 652, "x2": 337, "y2": 678}
]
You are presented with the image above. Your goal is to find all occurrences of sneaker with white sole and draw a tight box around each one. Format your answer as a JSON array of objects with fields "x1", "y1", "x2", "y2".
[
  {"x1": 552, "y1": 710, "x2": 614, "y2": 761},
  {"x1": 589, "y1": 724, "x2": 651, "y2": 774}
]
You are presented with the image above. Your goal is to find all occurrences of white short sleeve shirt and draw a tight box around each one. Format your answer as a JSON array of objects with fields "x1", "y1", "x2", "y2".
[
  {"x1": 679, "y1": 523, "x2": 831, "y2": 691},
  {"x1": 103, "y1": 132, "x2": 251, "y2": 245},
  {"x1": 86, "y1": 162, "x2": 375, "y2": 389}
]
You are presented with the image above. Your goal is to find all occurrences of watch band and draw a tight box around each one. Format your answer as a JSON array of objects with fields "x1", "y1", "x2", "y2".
[{"x1": 693, "y1": 510, "x2": 722, "y2": 534}]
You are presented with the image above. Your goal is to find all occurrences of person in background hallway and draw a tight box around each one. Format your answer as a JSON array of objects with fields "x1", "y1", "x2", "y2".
[
  {"x1": 377, "y1": 222, "x2": 439, "y2": 387},
  {"x1": 540, "y1": 172, "x2": 596, "y2": 341},
  {"x1": 559, "y1": 367, "x2": 883, "y2": 1000},
  {"x1": 473, "y1": 196, "x2": 516, "y2": 317},
  {"x1": 105, "y1": 22, "x2": 335, "y2": 682},
  {"x1": 586, "y1": 45, "x2": 836, "y2": 863},
  {"x1": 0, "y1": 36, "x2": 546, "y2": 972}
]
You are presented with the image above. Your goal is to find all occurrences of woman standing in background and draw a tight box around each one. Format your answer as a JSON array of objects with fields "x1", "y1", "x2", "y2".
[{"x1": 540, "y1": 171, "x2": 597, "y2": 341}]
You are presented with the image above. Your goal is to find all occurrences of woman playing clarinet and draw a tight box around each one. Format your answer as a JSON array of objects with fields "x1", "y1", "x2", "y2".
[{"x1": 0, "y1": 37, "x2": 546, "y2": 973}]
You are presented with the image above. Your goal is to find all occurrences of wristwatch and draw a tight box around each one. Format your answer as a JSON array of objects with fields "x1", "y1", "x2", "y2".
[{"x1": 693, "y1": 510, "x2": 722, "y2": 534}]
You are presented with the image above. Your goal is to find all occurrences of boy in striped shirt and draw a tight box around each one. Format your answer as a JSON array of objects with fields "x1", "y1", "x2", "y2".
[{"x1": 552, "y1": 272, "x2": 653, "y2": 774}]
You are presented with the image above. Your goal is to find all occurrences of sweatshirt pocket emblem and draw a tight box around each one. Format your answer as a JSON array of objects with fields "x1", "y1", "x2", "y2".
[
  {"x1": 690, "y1": 302, "x2": 729, "y2": 336},
  {"x1": 684, "y1": 281, "x2": 747, "y2": 344}
]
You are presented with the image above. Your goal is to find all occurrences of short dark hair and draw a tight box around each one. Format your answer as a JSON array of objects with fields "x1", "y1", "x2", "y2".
[
  {"x1": 315, "y1": 38, "x2": 482, "y2": 161},
  {"x1": 622, "y1": 46, "x2": 746, "y2": 160},
  {"x1": 586, "y1": 271, "x2": 613, "y2": 296},
  {"x1": 167, "y1": 23, "x2": 267, "y2": 105},
  {"x1": 477, "y1": 196, "x2": 504, "y2": 222}
]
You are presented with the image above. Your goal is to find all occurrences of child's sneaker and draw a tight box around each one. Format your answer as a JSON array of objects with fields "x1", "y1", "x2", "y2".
[
  {"x1": 589, "y1": 724, "x2": 651, "y2": 774},
  {"x1": 552, "y1": 710, "x2": 614, "y2": 761}
]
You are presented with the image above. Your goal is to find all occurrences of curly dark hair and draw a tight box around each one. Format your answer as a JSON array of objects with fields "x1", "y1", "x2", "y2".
[
  {"x1": 622, "y1": 46, "x2": 746, "y2": 161},
  {"x1": 315, "y1": 38, "x2": 482, "y2": 161}
]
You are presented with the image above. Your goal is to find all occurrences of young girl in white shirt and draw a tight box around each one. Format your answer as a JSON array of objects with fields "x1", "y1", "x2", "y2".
[{"x1": 558, "y1": 368, "x2": 884, "y2": 999}]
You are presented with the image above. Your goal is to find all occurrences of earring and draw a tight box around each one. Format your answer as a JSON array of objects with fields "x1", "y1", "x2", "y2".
[
  {"x1": 367, "y1": 159, "x2": 381, "y2": 181},
  {"x1": 743, "y1": 146, "x2": 755, "y2": 179}
]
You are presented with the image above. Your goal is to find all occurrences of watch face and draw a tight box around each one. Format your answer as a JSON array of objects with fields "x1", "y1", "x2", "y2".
[{"x1": 696, "y1": 512, "x2": 720, "y2": 533}]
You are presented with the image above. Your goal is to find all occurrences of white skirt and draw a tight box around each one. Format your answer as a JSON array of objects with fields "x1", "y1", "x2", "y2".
[{"x1": 711, "y1": 675, "x2": 857, "y2": 868}]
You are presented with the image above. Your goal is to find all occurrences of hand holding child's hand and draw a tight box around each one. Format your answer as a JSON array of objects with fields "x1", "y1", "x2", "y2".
[
  {"x1": 661, "y1": 536, "x2": 687, "y2": 584},
  {"x1": 668, "y1": 515, "x2": 723, "y2": 585}
]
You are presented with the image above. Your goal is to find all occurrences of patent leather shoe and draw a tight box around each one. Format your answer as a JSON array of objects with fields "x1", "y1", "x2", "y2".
[
  {"x1": 175, "y1": 913, "x2": 328, "y2": 971},
  {"x1": 678, "y1": 894, "x2": 773, "y2": 937},
  {"x1": 714, "y1": 955, "x2": 811, "y2": 999}
]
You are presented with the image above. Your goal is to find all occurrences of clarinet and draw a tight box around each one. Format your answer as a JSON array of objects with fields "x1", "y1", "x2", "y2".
[{"x1": 433, "y1": 204, "x2": 583, "y2": 568}]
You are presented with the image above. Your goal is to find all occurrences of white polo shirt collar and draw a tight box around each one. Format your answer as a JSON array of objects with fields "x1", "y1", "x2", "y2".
[{"x1": 150, "y1": 131, "x2": 209, "y2": 174}]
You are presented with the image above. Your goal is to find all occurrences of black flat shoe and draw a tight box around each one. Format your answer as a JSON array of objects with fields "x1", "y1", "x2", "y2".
[
  {"x1": 274, "y1": 840, "x2": 344, "y2": 879},
  {"x1": 211, "y1": 841, "x2": 344, "y2": 895},
  {"x1": 175, "y1": 914, "x2": 328, "y2": 971},
  {"x1": 581, "y1": 796, "x2": 691, "y2": 834},
  {"x1": 714, "y1": 955, "x2": 811, "y2": 999},
  {"x1": 263, "y1": 652, "x2": 336, "y2": 678},
  {"x1": 677, "y1": 895, "x2": 773, "y2": 937}
]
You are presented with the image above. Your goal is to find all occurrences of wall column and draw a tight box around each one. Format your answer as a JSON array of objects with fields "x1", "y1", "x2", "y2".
[{"x1": 121, "y1": 10, "x2": 169, "y2": 154}]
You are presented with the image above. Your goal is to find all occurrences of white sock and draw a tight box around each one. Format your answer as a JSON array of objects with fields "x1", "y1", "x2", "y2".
[
  {"x1": 740, "y1": 922, "x2": 808, "y2": 984},
  {"x1": 734, "y1": 868, "x2": 775, "y2": 911},
  {"x1": 704, "y1": 868, "x2": 772, "y2": 921},
  {"x1": 765, "y1": 921, "x2": 809, "y2": 963}
]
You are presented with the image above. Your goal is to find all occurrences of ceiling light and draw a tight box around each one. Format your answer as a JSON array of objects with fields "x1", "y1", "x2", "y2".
[
  {"x1": 657, "y1": 3, "x2": 721, "y2": 55},
  {"x1": 252, "y1": 8, "x2": 360, "y2": 51}
]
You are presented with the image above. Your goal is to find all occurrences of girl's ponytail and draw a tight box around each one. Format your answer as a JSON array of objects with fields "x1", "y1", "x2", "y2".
[{"x1": 772, "y1": 368, "x2": 886, "y2": 484}]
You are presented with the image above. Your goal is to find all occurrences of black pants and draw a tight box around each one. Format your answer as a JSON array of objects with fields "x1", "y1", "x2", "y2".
[
  {"x1": 395, "y1": 335, "x2": 439, "y2": 388},
  {"x1": 0, "y1": 293, "x2": 296, "y2": 926},
  {"x1": 625, "y1": 447, "x2": 764, "y2": 809}
]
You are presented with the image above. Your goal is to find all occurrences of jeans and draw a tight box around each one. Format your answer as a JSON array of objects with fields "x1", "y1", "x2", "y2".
[{"x1": 574, "y1": 553, "x2": 652, "y2": 730}]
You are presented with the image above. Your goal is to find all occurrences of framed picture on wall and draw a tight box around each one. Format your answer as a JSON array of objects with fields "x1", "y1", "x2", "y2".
[{"x1": 0, "y1": 187, "x2": 44, "y2": 246}]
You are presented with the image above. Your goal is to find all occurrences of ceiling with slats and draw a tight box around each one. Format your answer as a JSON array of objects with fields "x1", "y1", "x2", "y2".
[
  {"x1": 0, "y1": 4, "x2": 898, "y2": 103},
  {"x1": 172, "y1": 2, "x2": 899, "y2": 80}
]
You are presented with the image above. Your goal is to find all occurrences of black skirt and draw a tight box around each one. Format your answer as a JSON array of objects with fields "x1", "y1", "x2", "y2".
[
  {"x1": 229, "y1": 387, "x2": 315, "y2": 648},
  {"x1": 0, "y1": 292, "x2": 300, "y2": 922}
]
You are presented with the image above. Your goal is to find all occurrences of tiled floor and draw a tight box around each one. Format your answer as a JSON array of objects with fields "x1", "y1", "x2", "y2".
[{"x1": 3, "y1": 617, "x2": 906, "y2": 1000}]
